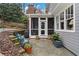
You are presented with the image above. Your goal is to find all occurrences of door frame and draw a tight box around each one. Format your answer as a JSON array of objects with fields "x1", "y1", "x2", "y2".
[{"x1": 39, "y1": 17, "x2": 48, "y2": 38}]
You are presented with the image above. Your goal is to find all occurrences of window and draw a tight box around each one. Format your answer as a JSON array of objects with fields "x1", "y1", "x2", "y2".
[
  {"x1": 71, "y1": 5, "x2": 73, "y2": 17},
  {"x1": 41, "y1": 22, "x2": 45, "y2": 29},
  {"x1": 66, "y1": 5, "x2": 74, "y2": 30},
  {"x1": 31, "y1": 18, "x2": 38, "y2": 35},
  {"x1": 60, "y1": 12, "x2": 64, "y2": 30},
  {"x1": 48, "y1": 18, "x2": 54, "y2": 35},
  {"x1": 31, "y1": 30, "x2": 38, "y2": 35},
  {"x1": 56, "y1": 16, "x2": 59, "y2": 30},
  {"x1": 31, "y1": 18, "x2": 38, "y2": 29},
  {"x1": 55, "y1": 4, "x2": 75, "y2": 32}
]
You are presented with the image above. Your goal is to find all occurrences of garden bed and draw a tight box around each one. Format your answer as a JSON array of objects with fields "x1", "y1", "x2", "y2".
[{"x1": 0, "y1": 31, "x2": 23, "y2": 56}]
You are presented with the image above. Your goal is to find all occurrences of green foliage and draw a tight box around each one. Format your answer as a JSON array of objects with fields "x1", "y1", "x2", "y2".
[
  {"x1": 0, "y1": 3, "x2": 27, "y2": 23},
  {"x1": 24, "y1": 43, "x2": 32, "y2": 48},
  {"x1": 52, "y1": 32, "x2": 60, "y2": 41},
  {"x1": 20, "y1": 15, "x2": 28, "y2": 24}
]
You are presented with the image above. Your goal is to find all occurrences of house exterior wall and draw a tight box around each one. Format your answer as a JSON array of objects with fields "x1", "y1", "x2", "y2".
[
  {"x1": 28, "y1": 15, "x2": 54, "y2": 38},
  {"x1": 48, "y1": 3, "x2": 72, "y2": 15},
  {"x1": 51, "y1": 3, "x2": 79, "y2": 55},
  {"x1": 47, "y1": 3, "x2": 57, "y2": 14}
]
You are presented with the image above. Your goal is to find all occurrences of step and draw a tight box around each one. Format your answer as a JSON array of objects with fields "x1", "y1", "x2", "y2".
[
  {"x1": 19, "y1": 48, "x2": 25, "y2": 54},
  {"x1": 14, "y1": 42, "x2": 20, "y2": 45},
  {"x1": 11, "y1": 38, "x2": 17, "y2": 41},
  {"x1": 9, "y1": 33, "x2": 13, "y2": 35},
  {"x1": 9, "y1": 35, "x2": 16, "y2": 39}
]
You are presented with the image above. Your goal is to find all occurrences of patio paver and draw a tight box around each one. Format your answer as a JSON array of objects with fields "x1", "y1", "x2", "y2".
[{"x1": 27, "y1": 39, "x2": 74, "y2": 56}]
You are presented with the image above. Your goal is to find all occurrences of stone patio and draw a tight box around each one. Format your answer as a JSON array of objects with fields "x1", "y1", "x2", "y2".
[
  {"x1": 0, "y1": 31, "x2": 74, "y2": 56},
  {"x1": 27, "y1": 39, "x2": 74, "y2": 56}
]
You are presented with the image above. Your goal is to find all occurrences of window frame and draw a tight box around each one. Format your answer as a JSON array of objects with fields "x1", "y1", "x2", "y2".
[
  {"x1": 31, "y1": 18, "x2": 38, "y2": 35},
  {"x1": 60, "y1": 12, "x2": 65, "y2": 30},
  {"x1": 55, "y1": 4, "x2": 75, "y2": 32},
  {"x1": 55, "y1": 16, "x2": 60, "y2": 30},
  {"x1": 66, "y1": 5, "x2": 74, "y2": 31}
]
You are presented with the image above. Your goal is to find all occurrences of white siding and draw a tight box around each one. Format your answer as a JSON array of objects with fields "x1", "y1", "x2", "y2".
[
  {"x1": 48, "y1": 3, "x2": 57, "y2": 14},
  {"x1": 53, "y1": 3, "x2": 79, "y2": 55},
  {"x1": 48, "y1": 3, "x2": 72, "y2": 16}
]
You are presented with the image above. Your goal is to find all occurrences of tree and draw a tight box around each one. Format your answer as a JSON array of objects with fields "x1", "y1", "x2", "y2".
[
  {"x1": 20, "y1": 15, "x2": 28, "y2": 24},
  {"x1": 0, "y1": 3, "x2": 25, "y2": 23}
]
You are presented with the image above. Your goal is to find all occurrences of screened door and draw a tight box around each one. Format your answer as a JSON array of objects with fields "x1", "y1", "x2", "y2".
[{"x1": 39, "y1": 18, "x2": 47, "y2": 38}]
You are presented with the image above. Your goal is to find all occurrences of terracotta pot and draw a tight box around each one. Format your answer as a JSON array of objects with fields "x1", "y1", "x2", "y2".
[{"x1": 25, "y1": 47, "x2": 32, "y2": 54}]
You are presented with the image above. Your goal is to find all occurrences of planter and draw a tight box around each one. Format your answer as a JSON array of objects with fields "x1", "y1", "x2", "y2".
[
  {"x1": 24, "y1": 43, "x2": 32, "y2": 54},
  {"x1": 53, "y1": 40, "x2": 63, "y2": 48},
  {"x1": 25, "y1": 47, "x2": 32, "y2": 54}
]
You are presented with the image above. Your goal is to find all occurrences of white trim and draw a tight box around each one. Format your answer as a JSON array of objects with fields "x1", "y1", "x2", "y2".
[
  {"x1": 46, "y1": 17, "x2": 48, "y2": 36},
  {"x1": 39, "y1": 18, "x2": 47, "y2": 38},
  {"x1": 60, "y1": 11, "x2": 64, "y2": 30},
  {"x1": 25, "y1": 14, "x2": 50, "y2": 15},
  {"x1": 29, "y1": 16, "x2": 31, "y2": 37},
  {"x1": 38, "y1": 17, "x2": 40, "y2": 37},
  {"x1": 64, "y1": 10, "x2": 66, "y2": 31},
  {"x1": 73, "y1": 3, "x2": 75, "y2": 32},
  {"x1": 54, "y1": 17, "x2": 56, "y2": 31},
  {"x1": 55, "y1": 30, "x2": 75, "y2": 32},
  {"x1": 54, "y1": 15, "x2": 60, "y2": 31},
  {"x1": 57, "y1": 15, "x2": 60, "y2": 30},
  {"x1": 29, "y1": 14, "x2": 50, "y2": 38},
  {"x1": 25, "y1": 14, "x2": 52, "y2": 16},
  {"x1": 65, "y1": 4, "x2": 75, "y2": 32},
  {"x1": 55, "y1": 4, "x2": 75, "y2": 32}
]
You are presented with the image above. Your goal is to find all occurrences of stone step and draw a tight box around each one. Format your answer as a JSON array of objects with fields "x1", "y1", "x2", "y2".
[
  {"x1": 14, "y1": 42, "x2": 20, "y2": 45},
  {"x1": 10, "y1": 38, "x2": 17, "y2": 41},
  {"x1": 19, "y1": 48, "x2": 25, "y2": 54},
  {"x1": 9, "y1": 33, "x2": 13, "y2": 35},
  {"x1": 9, "y1": 35, "x2": 16, "y2": 38}
]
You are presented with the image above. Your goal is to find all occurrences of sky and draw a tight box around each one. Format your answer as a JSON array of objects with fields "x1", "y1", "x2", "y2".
[
  {"x1": 34, "y1": 3, "x2": 47, "y2": 11},
  {"x1": 22, "y1": 3, "x2": 47, "y2": 13}
]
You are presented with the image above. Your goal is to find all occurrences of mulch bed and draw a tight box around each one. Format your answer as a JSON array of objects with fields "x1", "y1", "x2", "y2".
[{"x1": 0, "y1": 31, "x2": 23, "y2": 56}]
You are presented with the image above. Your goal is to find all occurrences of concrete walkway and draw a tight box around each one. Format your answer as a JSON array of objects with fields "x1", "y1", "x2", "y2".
[{"x1": 28, "y1": 39, "x2": 74, "y2": 56}]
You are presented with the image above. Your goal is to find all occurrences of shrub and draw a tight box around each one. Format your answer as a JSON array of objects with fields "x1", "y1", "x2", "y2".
[
  {"x1": 24, "y1": 43, "x2": 32, "y2": 49},
  {"x1": 52, "y1": 32, "x2": 60, "y2": 41}
]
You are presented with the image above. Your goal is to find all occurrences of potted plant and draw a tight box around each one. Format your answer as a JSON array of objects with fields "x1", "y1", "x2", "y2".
[
  {"x1": 24, "y1": 43, "x2": 32, "y2": 54},
  {"x1": 52, "y1": 32, "x2": 63, "y2": 48}
]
